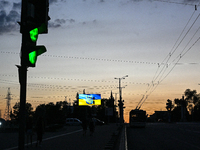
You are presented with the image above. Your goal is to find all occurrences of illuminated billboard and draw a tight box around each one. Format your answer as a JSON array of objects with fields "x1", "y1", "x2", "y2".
[{"x1": 79, "y1": 94, "x2": 101, "y2": 106}]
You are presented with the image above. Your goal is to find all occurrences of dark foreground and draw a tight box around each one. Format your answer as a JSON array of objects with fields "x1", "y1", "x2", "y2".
[
  {"x1": 127, "y1": 122, "x2": 200, "y2": 150},
  {"x1": 1, "y1": 123, "x2": 122, "y2": 150}
]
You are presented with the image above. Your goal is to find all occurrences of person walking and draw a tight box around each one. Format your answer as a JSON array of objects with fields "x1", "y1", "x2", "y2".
[
  {"x1": 35, "y1": 116, "x2": 44, "y2": 147},
  {"x1": 82, "y1": 118, "x2": 87, "y2": 136},
  {"x1": 89, "y1": 118, "x2": 95, "y2": 136},
  {"x1": 26, "y1": 117, "x2": 33, "y2": 147}
]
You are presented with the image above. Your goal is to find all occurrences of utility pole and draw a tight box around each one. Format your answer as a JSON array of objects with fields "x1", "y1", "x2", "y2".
[{"x1": 114, "y1": 75, "x2": 128, "y2": 124}]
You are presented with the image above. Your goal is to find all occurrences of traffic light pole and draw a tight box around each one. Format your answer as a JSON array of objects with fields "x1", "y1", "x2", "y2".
[
  {"x1": 18, "y1": 0, "x2": 28, "y2": 149},
  {"x1": 18, "y1": 60, "x2": 27, "y2": 150},
  {"x1": 18, "y1": 0, "x2": 50, "y2": 148}
]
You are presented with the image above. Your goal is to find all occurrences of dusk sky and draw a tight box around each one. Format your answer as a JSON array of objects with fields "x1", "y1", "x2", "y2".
[{"x1": 1, "y1": 0, "x2": 200, "y2": 122}]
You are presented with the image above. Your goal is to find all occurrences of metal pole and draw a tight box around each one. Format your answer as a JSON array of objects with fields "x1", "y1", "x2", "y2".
[
  {"x1": 115, "y1": 75, "x2": 127, "y2": 124},
  {"x1": 18, "y1": 65, "x2": 27, "y2": 150},
  {"x1": 119, "y1": 78, "x2": 121, "y2": 101},
  {"x1": 18, "y1": 0, "x2": 28, "y2": 149},
  {"x1": 119, "y1": 78, "x2": 123, "y2": 124}
]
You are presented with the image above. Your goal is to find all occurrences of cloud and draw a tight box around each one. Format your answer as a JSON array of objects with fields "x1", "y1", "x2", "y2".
[
  {"x1": 49, "y1": 19, "x2": 65, "y2": 28},
  {"x1": 1, "y1": 0, "x2": 198, "y2": 34},
  {"x1": 12, "y1": 2, "x2": 21, "y2": 11},
  {"x1": 0, "y1": 1, "x2": 10, "y2": 10},
  {"x1": 0, "y1": 0, "x2": 73, "y2": 33},
  {"x1": 0, "y1": 10, "x2": 20, "y2": 34},
  {"x1": 6, "y1": 10, "x2": 20, "y2": 23},
  {"x1": 49, "y1": 18, "x2": 76, "y2": 28},
  {"x1": 0, "y1": 1, "x2": 20, "y2": 34}
]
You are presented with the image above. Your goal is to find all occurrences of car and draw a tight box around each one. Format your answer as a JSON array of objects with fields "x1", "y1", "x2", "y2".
[
  {"x1": 66, "y1": 118, "x2": 82, "y2": 126},
  {"x1": 92, "y1": 118, "x2": 104, "y2": 126}
]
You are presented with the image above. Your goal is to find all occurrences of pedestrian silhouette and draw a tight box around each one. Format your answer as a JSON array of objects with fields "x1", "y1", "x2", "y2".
[
  {"x1": 26, "y1": 117, "x2": 33, "y2": 147},
  {"x1": 89, "y1": 118, "x2": 95, "y2": 136},
  {"x1": 35, "y1": 116, "x2": 44, "y2": 147},
  {"x1": 82, "y1": 118, "x2": 87, "y2": 136}
]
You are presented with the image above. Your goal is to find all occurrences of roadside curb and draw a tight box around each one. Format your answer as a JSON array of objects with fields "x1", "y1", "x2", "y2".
[
  {"x1": 118, "y1": 125, "x2": 128, "y2": 150},
  {"x1": 104, "y1": 124, "x2": 123, "y2": 150}
]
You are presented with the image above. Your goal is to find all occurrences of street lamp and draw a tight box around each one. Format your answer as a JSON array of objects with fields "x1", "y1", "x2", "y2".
[{"x1": 114, "y1": 75, "x2": 128, "y2": 124}]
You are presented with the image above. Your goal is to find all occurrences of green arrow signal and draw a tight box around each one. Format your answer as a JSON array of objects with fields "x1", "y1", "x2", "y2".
[
  {"x1": 29, "y1": 28, "x2": 38, "y2": 42},
  {"x1": 28, "y1": 46, "x2": 46, "y2": 66}
]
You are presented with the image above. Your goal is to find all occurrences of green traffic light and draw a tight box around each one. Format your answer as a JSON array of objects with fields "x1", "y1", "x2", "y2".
[
  {"x1": 28, "y1": 46, "x2": 46, "y2": 66},
  {"x1": 29, "y1": 28, "x2": 38, "y2": 42},
  {"x1": 29, "y1": 51, "x2": 37, "y2": 64}
]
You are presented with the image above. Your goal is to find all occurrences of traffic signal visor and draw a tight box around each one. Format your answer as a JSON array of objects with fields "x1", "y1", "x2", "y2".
[
  {"x1": 28, "y1": 25, "x2": 47, "y2": 67},
  {"x1": 29, "y1": 23, "x2": 47, "y2": 42},
  {"x1": 28, "y1": 46, "x2": 46, "y2": 67}
]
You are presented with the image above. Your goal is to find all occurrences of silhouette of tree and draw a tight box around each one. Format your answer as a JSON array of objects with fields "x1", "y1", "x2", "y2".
[
  {"x1": 171, "y1": 96, "x2": 189, "y2": 122},
  {"x1": 184, "y1": 89, "x2": 200, "y2": 121},
  {"x1": 44, "y1": 102, "x2": 65, "y2": 125},
  {"x1": 34, "y1": 102, "x2": 67, "y2": 125},
  {"x1": 193, "y1": 101, "x2": 200, "y2": 121},
  {"x1": 11, "y1": 102, "x2": 34, "y2": 123},
  {"x1": 171, "y1": 98, "x2": 181, "y2": 121},
  {"x1": 184, "y1": 89, "x2": 199, "y2": 104},
  {"x1": 166, "y1": 99, "x2": 173, "y2": 111}
]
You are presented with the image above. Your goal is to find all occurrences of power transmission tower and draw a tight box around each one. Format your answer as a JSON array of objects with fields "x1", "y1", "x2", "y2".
[
  {"x1": 69, "y1": 98, "x2": 71, "y2": 106},
  {"x1": 4, "y1": 88, "x2": 12, "y2": 121},
  {"x1": 114, "y1": 93, "x2": 118, "y2": 106}
]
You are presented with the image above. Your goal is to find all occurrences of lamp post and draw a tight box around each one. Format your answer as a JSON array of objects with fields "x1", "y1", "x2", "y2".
[{"x1": 114, "y1": 75, "x2": 128, "y2": 124}]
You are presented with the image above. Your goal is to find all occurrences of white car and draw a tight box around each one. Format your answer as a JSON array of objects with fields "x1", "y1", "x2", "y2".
[{"x1": 66, "y1": 118, "x2": 82, "y2": 126}]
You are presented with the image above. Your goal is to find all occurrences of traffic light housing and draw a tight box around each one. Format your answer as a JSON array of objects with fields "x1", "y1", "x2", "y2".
[
  {"x1": 166, "y1": 101, "x2": 172, "y2": 111},
  {"x1": 24, "y1": 0, "x2": 50, "y2": 67},
  {"x1": 27, "y1": 0, "x2": 50, "y2": 33}
]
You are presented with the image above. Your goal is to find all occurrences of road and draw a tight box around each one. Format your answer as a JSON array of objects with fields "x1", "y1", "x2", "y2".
[
  {"x1": 0, "y1": 124, "x2": 119, "y2": 150},
  {"x1": 0, "y1": 126, "x2": 82, "y2": 150},
  {"x1": 127, "y1": 123, "x2": 200, "y2": 150}
]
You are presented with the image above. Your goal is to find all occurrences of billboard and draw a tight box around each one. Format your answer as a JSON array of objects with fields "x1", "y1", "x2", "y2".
[{"x1": 79, "y1": 94, "x2": 101, "y2": 106}]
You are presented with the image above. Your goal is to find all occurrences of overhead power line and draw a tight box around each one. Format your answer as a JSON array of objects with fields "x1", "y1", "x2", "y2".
[
  {"x1": 154, "y1": 0, "x2": 200, "y2": 6},
  {"x1": 136, "y1": 4, "x2": 200, "y2": 109}
]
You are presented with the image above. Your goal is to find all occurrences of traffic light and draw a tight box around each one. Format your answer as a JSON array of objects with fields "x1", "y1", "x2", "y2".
[
  {"x1": 166, "y1": 100, "x2": 172, "y2": 111},
  {"x1": 25, "y1": 0, "x2": 50, "y2": 67}
]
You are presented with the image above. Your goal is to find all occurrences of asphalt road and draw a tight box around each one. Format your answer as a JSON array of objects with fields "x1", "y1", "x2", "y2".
[
  {"x1": 0, "y1": 126, "x2": 82, "y2": 150},
  {"x1": 127, "y1": 123, "x2": 200, "y2": 150},
  {"x1": 0, "y1": 124, "x2": 119, "y2": 150}
]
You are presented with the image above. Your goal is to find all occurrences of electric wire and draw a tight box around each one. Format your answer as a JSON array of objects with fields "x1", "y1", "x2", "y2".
[
  {"x1": 154, "y1": 0, "x2": 199, "y2": 6},
  {"x1": 0, "y1": 51, "x2": 159, "y2": 65},
  {"x1": 136, "y1": 4, "x2": 200, "y2": 109},
  {"x1": 138, "y1": 35, "x2": 200, "y2": 109},
  {"x1": 152, "y1": 10, "x2": 198, "y2": 84}
]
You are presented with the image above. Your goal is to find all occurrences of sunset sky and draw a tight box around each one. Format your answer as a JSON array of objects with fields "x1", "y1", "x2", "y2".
[{"x1": 1, "y1": 0, "x2": 200, "y2": 122}]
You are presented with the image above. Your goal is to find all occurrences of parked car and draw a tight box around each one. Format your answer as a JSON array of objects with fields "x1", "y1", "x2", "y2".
[
  {"x1": 92, "y1": 118, "x2": 105, "y2": 126},
  {"x1": 66, "y1": 118, "x2": 82, "y2": 126}
]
